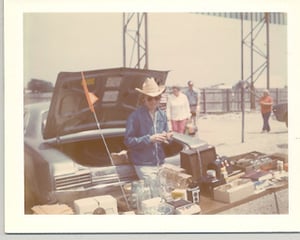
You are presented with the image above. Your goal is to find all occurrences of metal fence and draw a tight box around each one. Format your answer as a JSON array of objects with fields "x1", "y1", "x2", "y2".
[
  {"x1": 25, "y1": 88, "x2": 288, "y2": 114},
  {"x1": 198, "y1": 88, "x2": 288, "y2": 113}
]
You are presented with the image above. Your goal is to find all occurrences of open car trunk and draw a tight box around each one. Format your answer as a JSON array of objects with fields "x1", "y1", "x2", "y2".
[
  {"x1": 46, "y1": 135, "x2": 185, "y2": 211},
  {"x1": 50, "y1": 135, "x2": 185, "y2": 193},
  {"x1": 55, "y1": 136, "x2": 184, "y2": 167}
]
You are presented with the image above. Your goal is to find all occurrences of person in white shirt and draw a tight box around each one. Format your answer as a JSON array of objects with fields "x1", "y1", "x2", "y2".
[{"x1": 166, "y1": 86, "x2": 191, "y2": 133}]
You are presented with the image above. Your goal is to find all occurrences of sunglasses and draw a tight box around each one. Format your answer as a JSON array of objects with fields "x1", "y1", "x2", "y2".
[{"x1": 146, "y1": 96, "x2": 161, "y2": 101}]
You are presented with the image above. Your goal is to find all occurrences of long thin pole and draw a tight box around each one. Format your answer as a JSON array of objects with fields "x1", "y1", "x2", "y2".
[
  {"x1": 136, "y1": 13, "x2": 141, "y2": 69},
  {"x1": 123, "y1": 13, "x2": 126, "y2": 67},
  {"x1": 241, "y1": 13, "x2": 245, "y2": 143},
  {"x1": 250, "y1": 13, "x2": 256, "y2": 110},
  {"x1": 144, "y1": 13, "x2": 149, "y2": 69},
  {"x1": 81, "y1": 72, "x2": 130, "y2": 211},
  {"x1": 265, "y1": 12, "x2": 270, "y2": 89}
]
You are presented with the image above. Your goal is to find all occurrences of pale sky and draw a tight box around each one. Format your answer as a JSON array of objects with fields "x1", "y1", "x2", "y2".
[{"x1": 24, "y1": 13, "x2": 287, "y2": 89}]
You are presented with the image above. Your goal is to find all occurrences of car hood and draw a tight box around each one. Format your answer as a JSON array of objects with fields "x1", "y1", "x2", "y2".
[{"x1": 43, "y1": 67, "x2": 168, "y2": 139}]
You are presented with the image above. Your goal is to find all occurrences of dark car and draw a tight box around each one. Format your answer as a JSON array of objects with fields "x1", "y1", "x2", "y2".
[
  {"x1": 27, "y1": 78, "x2": 54, "y2": 93},
  {"x1": 272, "y1": 102, "x2": 288, "y2": 127},
  {"x1": 24, "y1": 67, "x2": 208, "y2": 214}
]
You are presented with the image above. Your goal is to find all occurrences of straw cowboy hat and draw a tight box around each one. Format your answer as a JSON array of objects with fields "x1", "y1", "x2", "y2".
[{"x1": 135, "y1": 77, "x2": 166, "y2": 97}]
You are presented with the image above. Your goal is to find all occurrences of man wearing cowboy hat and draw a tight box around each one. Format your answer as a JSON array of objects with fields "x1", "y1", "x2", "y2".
[{"x1": 124, "y1": 77, "x2": 173, "y2": 180}]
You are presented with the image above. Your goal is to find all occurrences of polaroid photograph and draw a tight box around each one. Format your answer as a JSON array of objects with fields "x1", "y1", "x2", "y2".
[{"x1": 3, "y1": 0, "x2": 300, "y2": 237}]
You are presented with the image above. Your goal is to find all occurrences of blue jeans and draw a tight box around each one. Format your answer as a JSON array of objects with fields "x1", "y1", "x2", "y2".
[
  {"x1": 262, "y1": 112, "x2": 271, "y2": 132},
  {"x1": 134, "y1": 165, "x2": 161, "y2": 180}
]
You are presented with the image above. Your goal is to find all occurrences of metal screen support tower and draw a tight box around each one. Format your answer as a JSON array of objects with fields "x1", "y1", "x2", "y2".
[
  {"x1": 241, "y1": 12, "x2": 270, "y2": 109},
  {"x1": 123, "y1": 13, "x2": 149, "y2": 69}
]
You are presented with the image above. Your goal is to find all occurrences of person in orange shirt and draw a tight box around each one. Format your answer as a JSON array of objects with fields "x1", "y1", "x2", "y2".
[{"x1": 260, "y1": 89, "x2": 273, "y2": 133}]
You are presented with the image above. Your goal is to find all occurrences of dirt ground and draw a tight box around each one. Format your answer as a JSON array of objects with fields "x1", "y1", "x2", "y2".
[{"x1": 195, "y1": 110, "x2": 289, "y2": 214}]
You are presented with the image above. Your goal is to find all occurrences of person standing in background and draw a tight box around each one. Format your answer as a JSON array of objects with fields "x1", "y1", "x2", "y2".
[
  {"x1": 260, "y1": 89, "x2": 273, "y2": 133},
  {"x1": 184, "y1": 81, "x2": 199, "y2": 125},
  {"x1": 166, "y1": 86, "x2": 191, "y2": 134}
]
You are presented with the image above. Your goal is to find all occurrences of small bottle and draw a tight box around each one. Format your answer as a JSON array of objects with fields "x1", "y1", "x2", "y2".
[
  {"x1": 220, "y1": 166, "x2": 228, "y2": 181},
  {"x1": 277, "y1": 160, "x2": 284, "y2": 173}
]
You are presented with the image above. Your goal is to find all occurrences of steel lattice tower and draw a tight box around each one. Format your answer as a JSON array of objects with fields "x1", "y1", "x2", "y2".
[
  {"x1": 241, "y1": 12, "x2": 271, "y2": 110},
  {"x1": 122, "y1": 13, "x2": 148, "y2": 69}
]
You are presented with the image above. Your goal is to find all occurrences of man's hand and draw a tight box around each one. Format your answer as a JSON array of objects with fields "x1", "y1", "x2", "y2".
[{"x1": 150, "y1": 131, "x2": 173, "y2": 143}]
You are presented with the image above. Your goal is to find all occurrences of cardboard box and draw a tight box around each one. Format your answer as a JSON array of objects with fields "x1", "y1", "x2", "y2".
[
  {"x1": 74, "y1": 195, "x2": 118, "y2": 214},
  {"x1": 213, "y1": 179, "x2": 255, "y2": 203},
  {"x1": 31, "y1": 204, "x2": 74, "y2": 214}
]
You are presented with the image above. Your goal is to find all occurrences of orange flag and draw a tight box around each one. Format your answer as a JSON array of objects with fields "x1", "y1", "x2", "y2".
[{"x1": 81, "y1": 72, "x2": 98, "y2": 113}]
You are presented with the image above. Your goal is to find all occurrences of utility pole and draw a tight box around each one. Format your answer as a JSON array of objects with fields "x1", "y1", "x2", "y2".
[
  {"x1": 266, "y1": 12, "x2": 270, "y2": 89},
  {"x1": 250, "y1": 13, "x2": 256, "y2": 110},
  {"x1": 240, "y1": 13, "x2": 245, "y2": 143}
]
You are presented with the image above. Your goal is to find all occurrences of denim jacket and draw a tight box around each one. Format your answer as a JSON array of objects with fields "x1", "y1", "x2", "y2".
[{"x1": 124, "y1": 106, "x2": 169, "y2": 166}]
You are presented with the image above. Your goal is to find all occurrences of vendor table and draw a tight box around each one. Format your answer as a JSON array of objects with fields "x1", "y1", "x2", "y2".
[
  {"x1": 199, "y1": 182, "x2": 288, "y2": 214},
  {"x1": 116, "y1": 151, "x2": 288, "y2": 215},
  {"x1": 116, "y1": 180, "x2": 288, "y2": 214}
]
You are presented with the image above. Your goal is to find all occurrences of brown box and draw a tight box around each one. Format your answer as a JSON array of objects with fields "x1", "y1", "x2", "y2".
[
  {"x1": 228, "y1": 151, "x2": 289, "y2": 172},
  {"x1": 227, "y1": 151, "x2": 266, "y2": 172},
  {"x1": 213, "y1": 178, "x2": 255, "y2": 203},
  {"x1": 180, "y1": 145, "x2": 217, "y2": 182}
]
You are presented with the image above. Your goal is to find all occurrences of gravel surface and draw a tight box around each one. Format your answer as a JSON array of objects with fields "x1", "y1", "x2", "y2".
[
  {"x1": 219, "y1": 188, "x2": 288, "y2": 214},
  {"x1": 195, "y1": 111, "x2": 289, "y2": 214},
  {"x1": 196, "y1": 111, "x2": 288, "y2": 156}
]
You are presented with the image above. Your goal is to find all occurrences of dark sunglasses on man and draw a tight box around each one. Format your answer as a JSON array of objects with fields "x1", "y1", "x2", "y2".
[{"x1": 146, "y1": 96, "x2": 161, "y2": 101}]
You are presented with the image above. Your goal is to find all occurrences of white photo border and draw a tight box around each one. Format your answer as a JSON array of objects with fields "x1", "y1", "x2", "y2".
[{"x1": 4, "y1": 0, "x2": 300, "y2": 234}]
